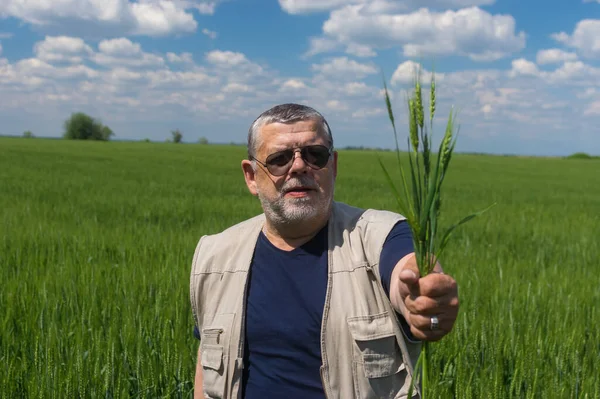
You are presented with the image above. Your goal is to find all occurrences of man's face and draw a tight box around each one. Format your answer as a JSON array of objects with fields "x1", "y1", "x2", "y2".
[{"x1": 242, "y1": 120, "x2": 338, "y2": 225}]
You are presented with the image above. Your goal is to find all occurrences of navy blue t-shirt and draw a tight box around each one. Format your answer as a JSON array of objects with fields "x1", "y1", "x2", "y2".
[{"x1": 194, "y1": 221, "x2": 414, "y2": 398}]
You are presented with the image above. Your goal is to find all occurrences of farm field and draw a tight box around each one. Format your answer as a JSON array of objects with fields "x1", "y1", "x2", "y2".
[{"x1": 1, "y1": 137, "x2": 599, "y2": 398}]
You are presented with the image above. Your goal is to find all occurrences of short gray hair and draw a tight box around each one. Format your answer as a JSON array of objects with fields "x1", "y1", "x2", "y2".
[{"x1": 247, "y1": 103, "x2": 333, "y2": 158}]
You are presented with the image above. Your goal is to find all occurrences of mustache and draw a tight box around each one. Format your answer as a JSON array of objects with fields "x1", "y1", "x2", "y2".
[{"x1": 281, "y1": 177, "x2": 319, "y2": 192}]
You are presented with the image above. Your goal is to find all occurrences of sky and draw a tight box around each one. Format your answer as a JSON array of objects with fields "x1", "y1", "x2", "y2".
[{"x1": 1, "y1": 0, "x2": 599, "y2": 156}]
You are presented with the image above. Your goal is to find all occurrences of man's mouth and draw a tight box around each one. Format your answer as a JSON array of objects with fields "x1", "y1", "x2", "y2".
[{"x1": 284, "y1": 186, "x2": 315, "y2": 196}]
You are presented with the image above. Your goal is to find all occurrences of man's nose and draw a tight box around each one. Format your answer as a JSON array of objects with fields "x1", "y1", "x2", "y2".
[{"x1": 289, "y1": 149, "x2": 309, "y2": 173}]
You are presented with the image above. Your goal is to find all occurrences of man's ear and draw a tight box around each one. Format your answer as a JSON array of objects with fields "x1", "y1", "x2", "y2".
[{"x1": 241, "y1": 160, "x2": 258, "y2": 196}]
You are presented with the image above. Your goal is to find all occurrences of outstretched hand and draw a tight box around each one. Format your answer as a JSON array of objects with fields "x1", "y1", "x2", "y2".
[{"x1": 391, "y1": 254, "x2": 459, "y2": 341}]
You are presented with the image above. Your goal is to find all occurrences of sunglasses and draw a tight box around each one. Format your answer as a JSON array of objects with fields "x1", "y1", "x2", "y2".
[{"x1": 250, "y1": 145, "x2": 333, "y2": 176}]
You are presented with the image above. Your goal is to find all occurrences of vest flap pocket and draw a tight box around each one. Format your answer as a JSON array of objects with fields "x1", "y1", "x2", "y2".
[
  {"x1": 201, "y1": 313, "x2": 235, "y2": 346},
  {"x1": 347, "y1": 312, "x2": 404, "y2": 379},
  {"x1": 347, "y1": 311, "x2": 396, "y2": 341},
  {"x1": 201, "y1": 344, "x2": 224, "y2": 371}
]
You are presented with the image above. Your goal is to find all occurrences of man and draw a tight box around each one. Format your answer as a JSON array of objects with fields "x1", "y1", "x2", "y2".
[{"x1": 190, "y1": 103, "x2": 459, "y2": 399}]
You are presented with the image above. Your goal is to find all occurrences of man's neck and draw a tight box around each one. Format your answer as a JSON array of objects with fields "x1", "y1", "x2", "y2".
[{"x1": 262, "y1": 215, "x2": 328, "y2": 251}]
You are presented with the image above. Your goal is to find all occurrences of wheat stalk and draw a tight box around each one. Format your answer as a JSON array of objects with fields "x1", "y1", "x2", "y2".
[{"x1": 378, "y1": 63, "x2": 495, "y2": 398}]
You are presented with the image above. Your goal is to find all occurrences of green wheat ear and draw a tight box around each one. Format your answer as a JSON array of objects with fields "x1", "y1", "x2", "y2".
[{"x1": 429, "y1": 70, "x2": 436, "y2": 126}]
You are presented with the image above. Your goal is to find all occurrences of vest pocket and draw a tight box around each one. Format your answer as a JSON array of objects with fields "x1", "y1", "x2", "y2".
[
  {"x1": 347, "y1": 312, "x2": 414, "y2": 399},
  {"x1": 200, "y1": 316, "x2": 234, "y2": 399},
  {"x1": 200, "y1": 343, "x2": 227, "y2": 398}
]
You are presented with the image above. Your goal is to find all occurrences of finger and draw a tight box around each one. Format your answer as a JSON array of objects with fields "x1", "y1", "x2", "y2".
[
  {"x1": 405, "y1": 292, "x2": 459, "y2": 315},
  {"x1": 407, "y1": 313, "x2": 455, "y2": 333},
  {"x1": 397, "y1": 254, "x2": 421, "y2": 298},
  {"x1": 417, "y1": 273, "x2": 458, "y2": 298}
]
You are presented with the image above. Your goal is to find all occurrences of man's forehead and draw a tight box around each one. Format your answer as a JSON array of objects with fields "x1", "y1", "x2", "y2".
[{"x1": 260, "y1": 120, "x2": 320, "y2": 135}]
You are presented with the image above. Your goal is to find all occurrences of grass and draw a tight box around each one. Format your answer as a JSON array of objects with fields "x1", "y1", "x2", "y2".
[{"x1": 1, "y1": 138, "x2": 599, "y2": 398}]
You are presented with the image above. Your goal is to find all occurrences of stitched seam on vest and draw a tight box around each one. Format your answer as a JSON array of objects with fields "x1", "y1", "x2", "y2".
[
  {"x1": 193, "y1": 270, "x2": 249, "y2": 275},
  {"x1": 329, "y1": 262, "x2": 375, "y2": 274}
]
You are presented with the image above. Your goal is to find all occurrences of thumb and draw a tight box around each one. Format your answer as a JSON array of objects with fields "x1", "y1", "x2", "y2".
[{"x1": 398, "y1": 253, "x2": 421, "y2": 298}]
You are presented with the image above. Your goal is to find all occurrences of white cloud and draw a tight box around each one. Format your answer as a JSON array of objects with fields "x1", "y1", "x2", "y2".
[
  {"x1": 351, "y1": 107, "x2": 384, "y2": 118},
  {"x1": 552, "y1": 19, "x2": 600, "y2": 58},
  {"x1": 202, "y1": 28, "x2": 218, "y2": 39},
  {"x1": 0, "y1": 32, "x2": 13, "y2": 39},
  {"x1": 545, "y1": 61, "x2": 600, "y2": 83},
  {"x1": 281, "y1": 79, "x2": 307, "y2": 90},
  {"x1": 94, "y1": 38, "x2": 164, "y2": 67},
  {"x1": 508, "y1": 58, "x2": 600, "y2": 84},
  {"x1": 107, "y1": 67, "x2": 144, "y2": 81},
  {"x1": 167, "y1": 52, "x2": 194, "y2": 63},
  {"x1": 279, "y1": 0, "x2": 363, "y2": 14},
  {"x1": 311, "y1": 57, "x2": 377, "y2": 78},
  {"x1": 180, "y1": 0, "x2": 219, "y2": 15},
  {"x1": 509, "y1": 58, "x2": 540, "y2": 77},
  {"x1": 145, "y1": 68, "x2": 216, "y2": 88},
  {"x1": 326, "y1": 99, "x2": 349, "y2": 111},
  {"x1": 584, "y1": 101, "x2": 600, "y2": 116},
  {"x1": 222, "y1": 82, "x2": 251, "y2": 93},
  {"x1": 578, "y1": 88, "x2": 597, "y2": 99},
  {"x1": 34, "y1": 36, "x2": 93, "y2": 64},
  {"x1": 481, "y1": 104, "x2": 492, "y2": 115},
  {"x1": 0, "y1": 0, "x2": 210, "y2": 36},
  {"x1": 279, "y1": 0, "x2": 495, "y2": 14},
  {"x1": 14, "y1": 58, "x2": 99, "y2": 80},
  {"x1": 343, "y1": 82, "x2": 371, "y2": 95},
  {"x1": 204, "y1": 50, "x2": 266, "y2": 83},
  {"x1": 308, "y1": 6, "x2": 524, "y2": 61},
  {"x1": 345, "y1": 43, "x2": 376, "y2": 57},
  {"x1": 206, "y1": 50, "x2": 248, "y2": 66},
  {"x1": 98, "y1": 37, "x2": 140, "y2": 55},
  {"x1": 304, "y1": 37, "x2": 340, "y2": 57},
  {"x1": 536, "y1": 49, "x2": 578, "y2": 65},
  {"x1": 131, "y1": 1, "x2": 197, "y2": 36},
  {"x1": 391, "y1": 61, "x2": 442, "y2": 85}
]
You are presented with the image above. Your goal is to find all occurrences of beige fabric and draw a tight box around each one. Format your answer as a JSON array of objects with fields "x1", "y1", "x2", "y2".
[{"x1": 190, "y1": 201, "x2": 421, "y2": 399}]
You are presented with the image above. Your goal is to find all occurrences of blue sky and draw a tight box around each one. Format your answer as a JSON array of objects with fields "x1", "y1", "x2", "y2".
[{"x1": 1, "y1": 0, "x2": 599, "y2": 156}]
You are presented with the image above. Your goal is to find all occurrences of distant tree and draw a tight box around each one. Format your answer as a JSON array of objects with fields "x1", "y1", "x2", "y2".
[
  {"x1": 171, "y1": 129, "x2": 183, "y2": 143},
  {"x1": 101, "y1": 125, "x2": 114, "y2": 141},
  {"x1": 566, "y1": 152, "x2": 598, "y2": 160},
  {"x1": 198, "y1": 137, "x2": 209, "y2": 145},
  {"x1": 23, "y1": 131, "x2": 34, "y2": 138},
  {"x1": 63, "y1": 112, "x2": 114, "y2": 141},
  {"x1": 143, "y1": 138, "x2": 151, "y2": 143}
]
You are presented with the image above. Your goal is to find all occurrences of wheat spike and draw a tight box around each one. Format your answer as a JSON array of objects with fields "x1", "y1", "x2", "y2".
[
  {"x1": 409, "y1": 97, "x2": 419, "y2": 153},
  {"x1": 430, "y1": 73, "x2": 436, "y2": 126}
]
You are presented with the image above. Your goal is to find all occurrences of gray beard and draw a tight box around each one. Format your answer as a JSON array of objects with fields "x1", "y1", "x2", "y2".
[
  {"x1": 259, "y1": 194, "x2": 324, "y2": 226},
  {"x1": 257, "y1": 177, "x2": 334, "y2": 226}
]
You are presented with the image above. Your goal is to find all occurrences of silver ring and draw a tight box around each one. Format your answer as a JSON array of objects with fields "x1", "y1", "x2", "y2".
[{"x1": 430, "y1": 316, "x2": 439, "y2": 331}]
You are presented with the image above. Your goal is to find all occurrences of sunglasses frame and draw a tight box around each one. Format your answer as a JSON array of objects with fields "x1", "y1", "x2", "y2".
[{"x1": 250, "y1": 144, "x2": 333, "y2": 176}]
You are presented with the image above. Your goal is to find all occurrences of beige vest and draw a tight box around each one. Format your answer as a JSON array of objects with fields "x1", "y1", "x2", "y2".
[{"x1": 190, "y1": 201, "x2": 421, "y2": 399}]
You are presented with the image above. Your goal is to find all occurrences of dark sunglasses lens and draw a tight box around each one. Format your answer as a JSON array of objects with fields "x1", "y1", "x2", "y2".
[
  {"x1": 266, "y1": 150, "x2": 294, "y2": 175},
  {"x1": 303, "y1": 146, "x2": 330, "y2": 167}
]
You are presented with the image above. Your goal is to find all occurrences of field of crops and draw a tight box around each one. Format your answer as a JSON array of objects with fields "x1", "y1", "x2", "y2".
[{"x1": 1, "y1": 137, "x2": 599, "y2": 398}]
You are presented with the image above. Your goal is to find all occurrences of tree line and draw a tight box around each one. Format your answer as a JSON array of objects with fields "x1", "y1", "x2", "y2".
[{"x1": 19, "y1": 112, "x2": 209, "y2": 144}]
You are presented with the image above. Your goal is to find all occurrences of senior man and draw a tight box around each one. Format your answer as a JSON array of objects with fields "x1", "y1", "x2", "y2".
[{"x1": 189, "y1": 103, "x2": 459, "y2": 399}]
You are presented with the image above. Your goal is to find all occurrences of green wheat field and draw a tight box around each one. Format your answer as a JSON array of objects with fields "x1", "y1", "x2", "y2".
[{"x1": 1, "y1": 137, "x2": 599, "y2": 398}]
